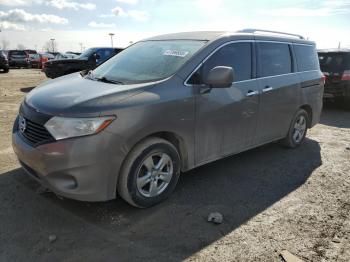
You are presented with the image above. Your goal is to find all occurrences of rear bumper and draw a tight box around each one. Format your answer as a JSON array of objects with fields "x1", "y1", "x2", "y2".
[
  {"x1": 9, "y1": 61, "x2": 30, "y2": 67},
  {"x1": 324, "y1": 82, "x2": 350, "y2": 98},
  {"x1": 30, "y1": 61, "x2": 41, "y2": 68}
]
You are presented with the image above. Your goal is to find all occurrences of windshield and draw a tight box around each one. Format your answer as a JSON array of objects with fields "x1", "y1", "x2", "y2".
[
  {"x1": 91, "y1": 40, "x2": 206, "y2": 84},
  {"x1": 78, "y1": 48, "x2": 97, "y2": 59}
]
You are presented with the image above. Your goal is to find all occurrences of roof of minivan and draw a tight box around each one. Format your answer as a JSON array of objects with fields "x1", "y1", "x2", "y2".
[{"x1": 146, "y1": 31, "x2": 314, "y2": 45}]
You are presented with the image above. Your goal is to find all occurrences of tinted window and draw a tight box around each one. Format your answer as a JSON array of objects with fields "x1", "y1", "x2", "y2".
[
  {"x1": 318, "y1": 52, "x2": 350, "y2": 72},
  {"x1": 78, "y1": 48, "x2": 97, "y2": 59},
  {"x1": 294, "y1": 45, "x2": 319, "y2": 72},
  {"x1": 258, "y1": 43, "x2": 292, "y2": 77},
  {"x1": 96, "y1": 49, "x2": 113, "y2": 61},
  {"x1": 9, "y1": 50, "x2": 27, "y2": 56},
  {"x1": 201, "y1": 42, "x2": 252, "y2": 82}
]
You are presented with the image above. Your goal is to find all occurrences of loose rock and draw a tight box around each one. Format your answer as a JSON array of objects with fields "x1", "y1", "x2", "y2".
[
  {"x1": 207, "y1": 212, "x2": 223, "y2": 224},
  {"x1": 48, "y1": 234, "x2": 57, "y2": 243}
]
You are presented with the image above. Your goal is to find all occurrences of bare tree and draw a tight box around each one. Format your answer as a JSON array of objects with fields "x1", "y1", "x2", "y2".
[
  {"x1": 17, "y1": 44, "x2": 26, "y2": 50},
  {"x1": 43, "y1": 40, "x2": 58, "y2": 53},
  {"x1": 1, "y1": 39, "x2": 10, "y2": 50}
]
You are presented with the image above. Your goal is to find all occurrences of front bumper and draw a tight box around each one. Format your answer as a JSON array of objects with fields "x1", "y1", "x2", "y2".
[
  {"x1": 12, "y1": 121, "x2": 124, "y2": 202},
  {"x1": 0, "y1": 61, "x2": 9, "y2": 69}
]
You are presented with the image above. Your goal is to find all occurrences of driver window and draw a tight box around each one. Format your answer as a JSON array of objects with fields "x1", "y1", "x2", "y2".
[{"x1": 188, "y1": 42, "x2": 252, "y2": 85}]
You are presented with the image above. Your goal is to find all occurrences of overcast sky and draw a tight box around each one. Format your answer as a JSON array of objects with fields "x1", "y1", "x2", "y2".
[{"x1": 0, "y1": 0, "x2": 349, "y2": 52}]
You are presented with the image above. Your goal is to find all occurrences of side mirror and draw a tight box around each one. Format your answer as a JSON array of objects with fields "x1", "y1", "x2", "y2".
[
  {"x1": 94, "y1": 53, "x2": 101, "y2": 60},
  {"x1": 203, "y1": 66, "x2": 234, "y2": 88}
]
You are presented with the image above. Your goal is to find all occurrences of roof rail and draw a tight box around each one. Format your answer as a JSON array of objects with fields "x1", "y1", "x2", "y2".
[{"x1": 237, "y1": 28, "x2": 305, "y2": 40}]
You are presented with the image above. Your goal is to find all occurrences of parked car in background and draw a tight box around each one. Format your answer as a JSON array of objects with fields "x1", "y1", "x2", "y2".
[
  {"x1": 43, "y1": 47, "x2": 123, "y2": 78},
  {"x1": 12, "y1": 30, "x2": 323, "y2": 208},
  {"x1": 318, "y1": 49, "x2": 350, "y2": 106},
  {"x1": 24, "y1": 49, "x2": 37, "y2": 56},
  {"x1": 0, "y1": 50, "x2": 9, "y2": 73},
  {"x1": 29, "y1": 53, "x2": 55, "y2": 69},
  {"x1": 29, "y1": 54, "x2": 40, "y2": 68},
  {"x1": 8, "y1": 50, "x2": 30, "y2": 68}
]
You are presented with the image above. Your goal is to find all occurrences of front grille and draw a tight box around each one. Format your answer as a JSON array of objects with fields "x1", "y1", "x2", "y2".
[{"x1": 20, "y1": 118, "x2": 54, "y2": 146}]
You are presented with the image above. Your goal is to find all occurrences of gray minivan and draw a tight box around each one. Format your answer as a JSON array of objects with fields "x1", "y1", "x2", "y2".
[{"x1": 12, "y1": 29, "x2": 323, "y2": 208}]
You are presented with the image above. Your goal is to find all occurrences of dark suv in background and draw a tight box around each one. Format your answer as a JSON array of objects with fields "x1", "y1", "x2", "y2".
[
  {"x1": 318, "y1": 49, "x2": 350, "y2": 106},
  {"x1": 0, "y1": 50, "x2": 9, "y2": 73},
  {"x1": 8, "y1": 50, "x2": 30, "y2": 68},
  {"x1": 44, "y1": 47, "x2": 123, "y2": 78}
]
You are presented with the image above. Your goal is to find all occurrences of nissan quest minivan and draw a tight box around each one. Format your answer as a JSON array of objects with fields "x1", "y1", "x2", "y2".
[{"x1": 12, "y1": 29, "x2": 324, "y2": 208}]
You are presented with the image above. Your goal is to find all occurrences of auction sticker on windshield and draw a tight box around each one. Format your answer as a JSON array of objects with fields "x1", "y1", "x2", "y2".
[{"x1": 163, "y1": 50, "x2": 189, "y2": 57}]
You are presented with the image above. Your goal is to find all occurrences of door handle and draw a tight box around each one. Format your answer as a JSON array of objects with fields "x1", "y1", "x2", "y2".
[
  {"x1": 262, "y1": 86, "x2": 273, "y2": 93},
  {"x1": 246, "y1": 90, "x2": 259, "y2": 97}
]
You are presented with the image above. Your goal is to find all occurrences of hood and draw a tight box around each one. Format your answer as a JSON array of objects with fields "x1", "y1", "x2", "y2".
[{"x1": 25, "y1": 73, "x2": 154, "y2": 116}]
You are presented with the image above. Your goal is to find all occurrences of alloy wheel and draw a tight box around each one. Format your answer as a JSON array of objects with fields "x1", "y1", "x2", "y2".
[{"x1": 136, "y1": 153, "x2": 174, "y2": 198}]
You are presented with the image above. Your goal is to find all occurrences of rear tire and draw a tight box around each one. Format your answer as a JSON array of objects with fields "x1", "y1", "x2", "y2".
[
  {"x1": 118, "y1": 137, "x2": 181, "y2": 208},
  {"x1": 282, "y1": 109, "x2": 308, "y2": 148},
  {"x1": 3, "y1": 68, "x2": 9, "y2": 73}
]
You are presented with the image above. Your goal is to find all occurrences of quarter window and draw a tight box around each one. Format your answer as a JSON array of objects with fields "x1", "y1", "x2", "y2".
[
  {"x1": 294, "y1": 45, "x2": 319, "y2": 72},
  {"x1": 258, "y1": 43, "x2": 292, "y2": 77}
]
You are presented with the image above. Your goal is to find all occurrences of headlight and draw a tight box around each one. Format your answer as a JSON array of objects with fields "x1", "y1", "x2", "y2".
[{"x1": 44, "y1": 116, "x2": 115, "y2": 140}]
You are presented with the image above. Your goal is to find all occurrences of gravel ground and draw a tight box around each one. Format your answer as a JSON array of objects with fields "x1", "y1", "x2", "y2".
[{"x1": 0, "y1": 69, "x2": 349, "y2": 261}]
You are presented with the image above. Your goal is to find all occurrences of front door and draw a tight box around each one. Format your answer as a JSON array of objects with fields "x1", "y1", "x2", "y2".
[{"x1": 191, "y1": 42, "x2": 260, "y2": 165}]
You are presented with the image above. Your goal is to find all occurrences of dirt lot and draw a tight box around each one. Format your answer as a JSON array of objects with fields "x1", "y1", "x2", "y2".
[{"x1": 0, "y1": 69, "x2": 349, "y2": 261}]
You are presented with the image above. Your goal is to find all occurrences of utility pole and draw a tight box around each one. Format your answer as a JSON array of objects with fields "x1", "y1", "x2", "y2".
[
  {"x1": 109, "y1": 33, "x2": 115, "y2": 47},
  {"x1": 50, "y1": 38, "x2": 55, "y2": 53},
  {"x1": 79, "y1": 42, "x2": 83, "y2": 52}
]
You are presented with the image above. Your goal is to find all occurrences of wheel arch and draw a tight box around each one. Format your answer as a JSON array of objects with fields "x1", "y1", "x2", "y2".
[
  {"x1": 300, "y1": 104, "x2": 313, "y2": 128},
  {"x1": 145, "y1": 131, "x2": 189, "y2": 172},
  {"x1": 118, "y1": 130, "x2": 190, "y2": 187}
]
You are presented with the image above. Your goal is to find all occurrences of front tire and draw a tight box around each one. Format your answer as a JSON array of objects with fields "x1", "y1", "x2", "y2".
[
  {"x1": 282, "y1": 109, "x2": 308, "y2": 148},
  {"x1": 118, "y1": 137, "x2": 181, "y2": 208}
]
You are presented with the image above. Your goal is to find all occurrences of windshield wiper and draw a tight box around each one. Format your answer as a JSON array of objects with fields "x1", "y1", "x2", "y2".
[{"x1": 95, "y1": 76, "x2": 124, "y2": 85}]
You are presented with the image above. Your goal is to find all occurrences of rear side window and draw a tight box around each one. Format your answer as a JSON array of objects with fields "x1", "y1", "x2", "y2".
[
  {"x1": 97, "y1": 49, "x2": 113, "y2": 60},
  {"x1": 258, "y1": 43, "x2": 292, "y2": 77},
  {"x1": 10, "y1": 51, "x2": 26, "y2": 56},
  {"x1": 201, "y1": 42, "x2": 252, "y2": 82},
  {"x1": 294, "y1": 45, "x2": 319, "y2": 72}
]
